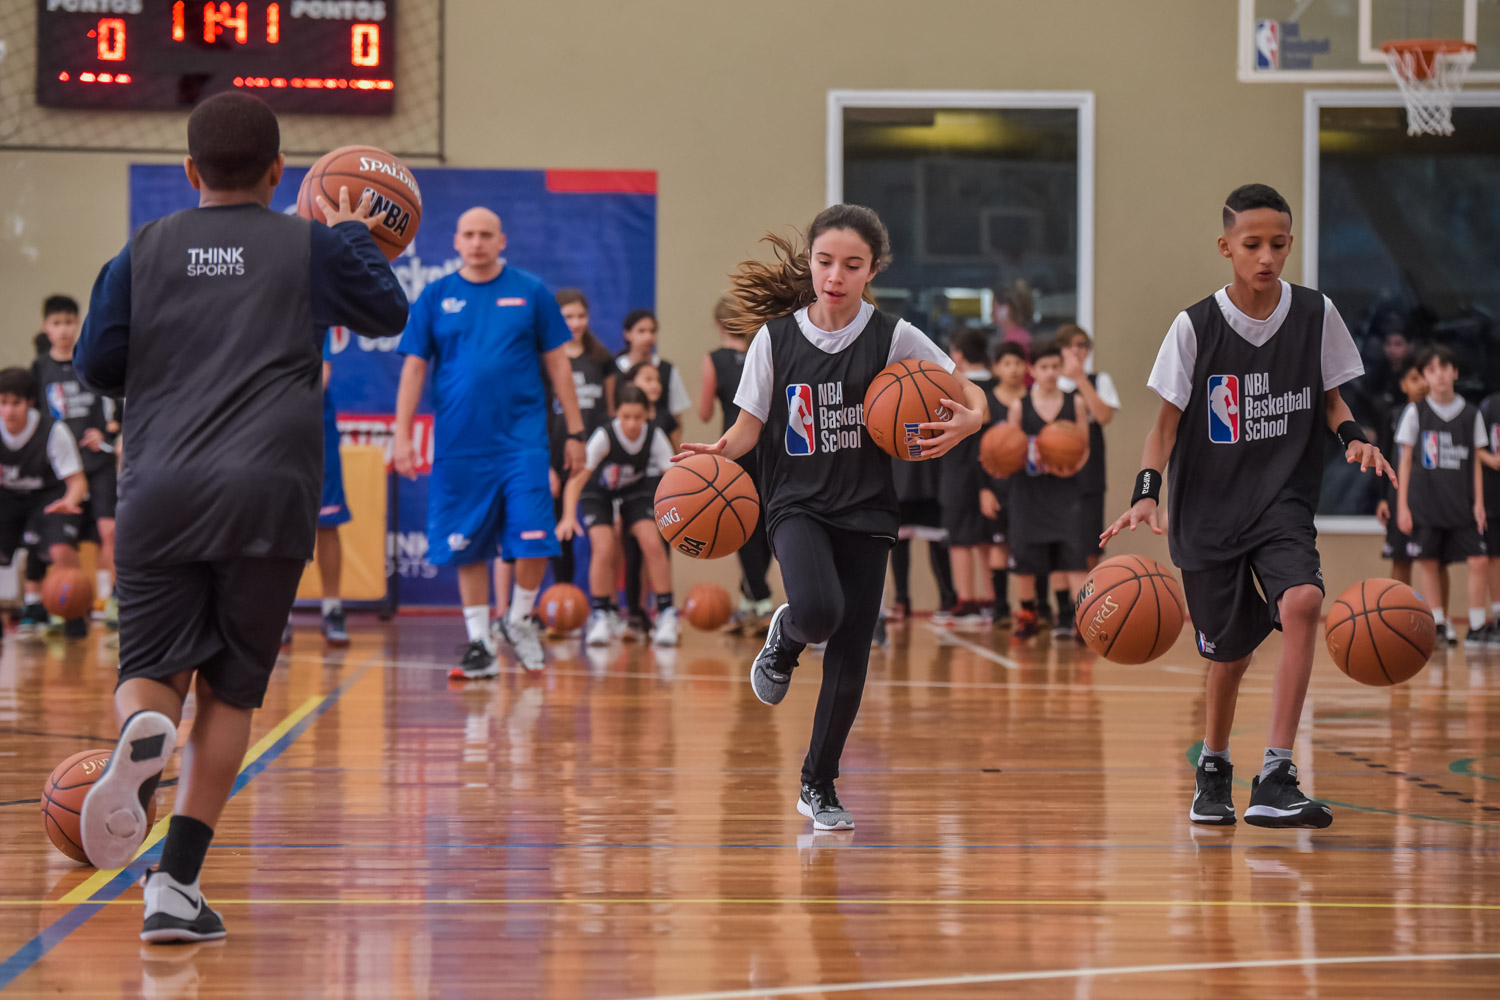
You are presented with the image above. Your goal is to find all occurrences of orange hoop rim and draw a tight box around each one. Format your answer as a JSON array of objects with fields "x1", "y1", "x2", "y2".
[{"x1": 1380, "y1": 38, "x2": 1476, "y2": 81}]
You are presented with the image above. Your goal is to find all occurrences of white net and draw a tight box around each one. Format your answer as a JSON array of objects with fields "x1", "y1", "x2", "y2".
[{"x1": 1381, "y1": 41, "x2": 1476, "y2": 137}]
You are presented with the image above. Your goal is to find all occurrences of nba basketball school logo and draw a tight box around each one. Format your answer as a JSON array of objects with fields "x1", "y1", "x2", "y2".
[
  {"x1": 785, "y1": 384, "x2": 816, "y2": 456},
  {"x1": 1255, "y1": 20, "x2": 1280, "y2": 70},
  {"x1": 1207, "y1": 375, "x2": 1240, "y2": 444},
  {"x1": 44, "y1": 384, "x2": 68, "y2": 421},
  {"x1": 1421, "y1": 431, "x2": 1440, "y2": 469}
]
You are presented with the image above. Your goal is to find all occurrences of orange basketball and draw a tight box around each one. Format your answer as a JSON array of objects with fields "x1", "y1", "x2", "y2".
[
  {"x1": 979, "y1": 423, "x2": 1028, "y2": 478},
  {"x1": 683, "y1": 583, "x2": 734, "y2": 631},
  {"x1": 42, "y1": 568, "x2": 94, "y2": 621},
  {"x1": 654, "y1": 455, "x2": 760, "y2": 559},
  {"x1": 1076, "y1": 554, "x2": 1185, "y2": 664},
  {"x1": 42, "y1": 749, "x2": 158, "y2": 865},
  {"x1": 538, "y1": 583, "x2": 588, "y2": 633},
  {"x1": 1325, "y1": 578, "x2": 1435, "y2": 686},
  {"x1": 296, "y1": 145, "x2": 422, "y2": 261},
  {"x1": 863, "y1": 360, "x2": 965, "y2": 461},
  {"x1": 1036, "y1": 420, "x2": 1087, "y2": 474}
]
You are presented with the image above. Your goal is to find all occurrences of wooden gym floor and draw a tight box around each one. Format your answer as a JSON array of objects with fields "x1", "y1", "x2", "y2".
[{"x1": 1, "y1": 612, "x2": 1499, "y2": 998}]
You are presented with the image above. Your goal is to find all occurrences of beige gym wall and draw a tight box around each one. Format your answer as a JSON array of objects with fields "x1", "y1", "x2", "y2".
[{"x1": 0, "y1": 0, "x2": 1399, "y2": 601}]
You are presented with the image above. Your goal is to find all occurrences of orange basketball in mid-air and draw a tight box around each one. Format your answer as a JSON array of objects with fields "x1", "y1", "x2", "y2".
[
  {"x1": 863, "y1": 360, "x2": 965, "y2": 461},
  {"x1": 979, "y1": 423, "x2": 1028, "y2": 478},
  {"x1": 296, "y1": 145, "x2": 422, "y2": 261},
  {"x1": 1075, "y1": 554, "x2": 1185, "y2": 664},
  {"x1": 42, "y1": 568, "x2": 94, "y2": 621},
  {"x1": 538, "y1": 583, "x2": 588, "y2": 633},
  {"x1": 654, "y1": 455, "x2": 760, "y2": 559},
  {"x1": 683, "y1": 583, "x2": 734, "y2": 631},
  {"x1": 1036, "y1": 421, "x2": 1087, "y2": 473},
  {"x1": 1325, "y1": 578, "x2": 1435, "y2": 686},
  {"x1": 42, "y1": 749, "x2": 158, "y2": 865}
]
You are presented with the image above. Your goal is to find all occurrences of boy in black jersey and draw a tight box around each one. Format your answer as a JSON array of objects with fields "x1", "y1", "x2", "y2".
[
  {"x1": 1376, "y1": 359, "x2": 1429, "y2": 588},
  {"x1": 1395, "y1": 346, "x2": 1489, "y2": 648},
  {"x1": 1104, "y1": 184, "x2": 1390, "y2": 830},
  {"x1": 938, "y1": 328, "x2": 999, "y2": 625},
  {"x1": 980, "y1": 342, "x2": 1028, "y2": 627},
  {"x1": 1479, "y1": 389, "x2": 1500, "y2": 645}
]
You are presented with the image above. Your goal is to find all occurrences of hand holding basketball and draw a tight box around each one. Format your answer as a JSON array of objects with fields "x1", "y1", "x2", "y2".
[
  {"x1": 317, "y1": 185, "x2": 379, "y2": 230},
  {"x1": 915, "y1": 396, "x2": 983, "y2": 458}
]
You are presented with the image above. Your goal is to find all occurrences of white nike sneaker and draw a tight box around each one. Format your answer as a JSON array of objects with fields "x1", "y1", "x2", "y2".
[
  {"x1": 140, "y1": 868, "x2": 227, "y2": 944},
  {"x1": 81, "y1": 710, "x2": 176, "y2": 870},
  {"x1": 651, "y1": 606, "x2": 680, "y2": 646},
  {"x1": 585, "y1": 610, "x2": 614, "y2": 647}
]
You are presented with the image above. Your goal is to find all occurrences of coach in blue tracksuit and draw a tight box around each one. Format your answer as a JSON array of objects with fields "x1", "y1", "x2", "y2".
[{"x1": 394, "y1": 207, "x2": 585, "y2": 679}]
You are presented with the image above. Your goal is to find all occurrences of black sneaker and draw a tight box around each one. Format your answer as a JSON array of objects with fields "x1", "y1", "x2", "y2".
[
  {"x1": 140, "y1": 868, "x2": 227, "y2": 944},
  {"x1": 1464, "y1": 624, "x2": 1490, "y2": 649},
  {"x1": 322, "y1": 609, "x2": 350, "y2": 647},
  {"x1": 1051, "y1": 607, "x2": 1077, "y2": 640},
  {"x1": 1011, "y1": 606, "x2": 1039, "y2": 641},
  {"x1": 751, "y1": 604, "x2": 801, "y2": 706},
  {"x1": 1436, "y1": 621, "x2": 1458, "y2": 646},
  {"x1": 447, "y1": 640, "x2": 498, "y2": 681},
  {"x1": 798, "y1": 780, "x2": 854, "y2": 831},
  {"x1": 1190, "y1": 756, "x2": 1236, "y2": 825},
  {"x1": 1244, "y1": 760, "x2": 1333, "y2": 829},
  {"x1": 63, "y1": 617, "x2": 90, "y2": 639}
]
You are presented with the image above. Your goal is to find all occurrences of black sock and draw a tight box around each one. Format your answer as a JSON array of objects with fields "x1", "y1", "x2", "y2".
[
  {"x1": 655, "y1": 592, "x2": 674, "y2": 611},
  {"x1": 159, "y1": 815, "x2": 214, "y2": 885},
  {"x1": 590, "y1": 595, "x2": 614, "y2": 613},
  {"x1": 1021, "y1": 599, "x2": 1038, "y2": 613},
  {"x1": 991, "y1": 570, "x2": 1008, "y2": 609},
  {"x1": 1054, "y1": 589, "x2": 1071, "y2": 616}
]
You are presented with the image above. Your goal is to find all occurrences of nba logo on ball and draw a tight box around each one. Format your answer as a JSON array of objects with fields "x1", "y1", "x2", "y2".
[
  {"x1": 1207, "y1": 375, "x2": 1239, "y2": 444},
  {"x1": 1255, "y1": 20, "x2": 1280, "y2": 70},
  {"x1": 1421, "y1": 431, "x2": 1439, "y2": 469},
  {"x1": 785, "y1": 383, "x2": 816, "y2": 456}
]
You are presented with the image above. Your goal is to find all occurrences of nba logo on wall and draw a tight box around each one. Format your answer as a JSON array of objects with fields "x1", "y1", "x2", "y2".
[
  {"x1": 1421, "y1": 430, "x2": 1440, "y2": 469},
  {"x1": 1207, "y1": 375, "x2": 1240, "y2": 444},
  {"x1": 785, "y1": 384, "x2": 816, "y2": 455},
  {"x1": 1255, "y1": 20, "x2": 1280, "y2": 70}
]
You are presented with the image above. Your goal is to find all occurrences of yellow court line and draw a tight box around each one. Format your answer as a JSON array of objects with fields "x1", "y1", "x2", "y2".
[{"x1": 57, "y1": 694, "x2": 325, "y2": 905}]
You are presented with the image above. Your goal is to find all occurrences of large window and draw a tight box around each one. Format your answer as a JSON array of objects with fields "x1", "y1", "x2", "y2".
[
  {"x1": 828, "y1": 91, "x2": 1094, "y2": 350},
  {"x1": 1306, "y1": 92, "x2": 1500, "y2": 523}
]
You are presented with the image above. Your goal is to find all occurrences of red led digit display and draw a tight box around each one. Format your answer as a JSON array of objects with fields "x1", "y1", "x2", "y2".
[{"x1": 36, "y1": 0, "x2": 396, "y2": 115}]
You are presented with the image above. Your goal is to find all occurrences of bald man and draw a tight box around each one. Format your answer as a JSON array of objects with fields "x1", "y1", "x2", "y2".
[{"x1": 395, "y1": 207, "x2": 585, "y2": 677}]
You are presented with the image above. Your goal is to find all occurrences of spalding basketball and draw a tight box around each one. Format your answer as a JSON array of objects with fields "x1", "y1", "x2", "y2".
[
  {"x1": 1036, "y1": 421, "x2": 1087, "y2": 474},
  {"x1": 863, "y1": 360, "x2": 965, "y2": 461},
  {"x1": 654, "y1": 455, "x2": 760, "y2": 559},
  {"x1": 43, "y1": 749, "x2": 158, "y2": 865},
  {"x1": 297, "y1": 145, "x2": 422, "y2": 261},
  {"x1": 979, "y1": 423, "x2": 1028, "y2": 478},
  {"x1": 538, "y1": 583, "x2": 588, "y2": 633},
  {"x1": 1325, "y1": 578, "x2": 1435, "y2": 686},
  {"x1": 1076, "y1": 554, "x2": 1185, "y2": 664},
  {"x1": 42, "y1": 568, "x2": 94, "y2": 621},
  {"x1": 683, "y1": 583, "x2": 734, "y2": 631}
]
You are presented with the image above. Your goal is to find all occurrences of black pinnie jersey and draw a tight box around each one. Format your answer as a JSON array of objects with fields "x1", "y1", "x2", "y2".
[
  {"x1": 710, "y1": 347, "x2": 747, "y2": 433},
  {"x1": 1006, "y1": 390, "x2": 1081, "y2": 543},
  {"x1": 0, "y1": 411, "x2": 73, "y2": 501},
  {"x1": 582, "y1": 419, "x2": 670, "y2": 498},
  {"x1": 34, "y1": 354, "x2": 115, "y2": 476},
  {"x1": 1480, "y1": 392, "x2": 1500, "y2": 518},
  {"x1": 1407, "y1": 398, "x2": 1479, "y2": 528}
]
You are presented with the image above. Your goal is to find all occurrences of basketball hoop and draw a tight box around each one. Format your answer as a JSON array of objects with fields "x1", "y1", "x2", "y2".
[{"x1": 1380, "y1": 39, "x2": 1476, "y2": 136}]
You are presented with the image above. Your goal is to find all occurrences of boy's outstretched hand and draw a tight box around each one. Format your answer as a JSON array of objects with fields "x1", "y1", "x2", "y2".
[
  {"x1": 1101, "y1": 497, "x2": 1166, "y2": 545},
  {"x1": 1346, "y1": 440, "x2": 1396, "y2": 486}
]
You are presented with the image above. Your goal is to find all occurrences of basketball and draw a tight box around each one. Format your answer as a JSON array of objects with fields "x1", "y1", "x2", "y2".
[
  {"x1": 42, "y1": 749, "x2": 158, "y2": 865},
  {"x1": 1325, "y1": 578, "x2": 1435, "y2": 686},
  {"x1": 979, "y1": 423, "x2": 1028, "y2": 478},
  {"x1": 41, "y1": 568, "x2": 94, "y2": 620},
  {"x1": 863, "y1": 360, "x2": 965, "y2": 461},
  {"x1": 653, "y1": 454, "x2": 760, "y2": 560},
  {"x1": 1036, "y1": 421, "x2": 1088, "y2": 473},
  {"x1": 296, "y1": 145, "x2": 423, "y2": 261},
  {"x1": 683, "y1": 583, "x2": 734, "y2": 630},
  {"x1": 1076, "y1": 554, "x2": 1186, "y2": 664},
  {"x1": 538, "y1": 583, "x2": 588, "y2": 633}
]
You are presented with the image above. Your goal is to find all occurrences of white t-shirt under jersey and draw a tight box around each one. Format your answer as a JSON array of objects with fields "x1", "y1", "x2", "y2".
[
  {"x1": 1395, "y1": 396, "x2": 1487, "y2": 450},
  {"x1": 1059, "y1": 372, "x2": 1121, "y2": 410},
  {"x1": 0, "y1": 409, "x2": 83, "y2": 482},
  {"x1": 734, "y1": 301, "x2": 956, "y2": 422},
  {"x1": 1147, "y1": 281, "x2": 1364, "y2": 410},
  {"x1": 584, "y1": 419, "x2": 676, "y2": 479}
]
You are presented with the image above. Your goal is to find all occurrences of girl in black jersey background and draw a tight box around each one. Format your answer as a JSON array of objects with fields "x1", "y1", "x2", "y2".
[{"x1": 676, "y1": 205, "x2": 987, "y2": 831}]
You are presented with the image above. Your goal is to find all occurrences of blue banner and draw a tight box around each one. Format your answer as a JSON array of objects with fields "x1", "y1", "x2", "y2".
[{"x1": 128, "y1": 164, "x2": 657, "y2": 605}]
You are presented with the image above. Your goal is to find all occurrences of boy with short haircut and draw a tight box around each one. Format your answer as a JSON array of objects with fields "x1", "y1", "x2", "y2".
[
  {"x1": 980, "y1": 342, "x2": 1028, "y2": 628},
  {"x1": 0, "y1": 366, "x2": 90, "y2": 637},
  {"x1": 1005, "y1": 343, "x2": 1089, "y2": 641},
  {"x1": 937, "y1": 328, "x2": 998, "y2": 625},
  {"x1": 1479, "y1": 388, "x2": 1500, "y2": 645},
  {"x1": 1395, "y1": 345, "x2": 1489, "y2": 648},
  {"x1": 1105, "y1": 183, "x2": 1389, "y2": 829},
  {"x1": 1376, "y1": 358, "x2": 1428, "y2": 587},
  {"x1": 33, "y1": 293, "x2": 121, "y2": 629},
  {"x1": 75, "y1": 92, "x2": 406, "y2": 942}
]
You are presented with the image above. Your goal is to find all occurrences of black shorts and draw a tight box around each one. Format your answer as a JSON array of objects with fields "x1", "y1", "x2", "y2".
[
  {"x1": 1407, "y1": 524, "x2": 1487, "y2": 564},
  {"x1": 115, "y1": 557, "x2": 305, "y2": 710},
  {"x1": 941, "y1": 500, "x2": 1000, "y2": 548},
  {"x1": 86, "y1": 462, "x2": 118, "y2": 521},
  {"x1": 1381, "y1": 520, "x2": 1412, "y2": 562},
  {"x1": 1485, "y1": 516, "x2": 1500, "y2": 559},
  {"x1": 1010, "y1": 537, "x2": 1089, "y2": 576},
  {"x1": 579, "y1": 487, "x2": 653, "y2": 530},
  {"x1": 1180, "y1": 525, "x2": 1323, "y2": 663},
  {"x1": 0, "y1": 492, "x2": 82, "y2": 564},
  {"x1": 1078, "y1": 493, "x2": 1105, "y2": 557}
]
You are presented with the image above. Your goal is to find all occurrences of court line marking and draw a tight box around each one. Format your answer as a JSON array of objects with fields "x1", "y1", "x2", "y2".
[
  {"x1": 923, "y1": 624, "x2": 1018, "y2": 669},
  {"x1": 1451, "y1": 756, "x2": 1500, "y2": 783},
  {"x1": 0, "y1": 665, "x2": 372, "y2": 992},
  {"x1": 616, "y1": 952, "x2": 1500, "y2": 1000},
  {"x1": 137, "y1": 841, "x2": 1500, "y2": 852}
]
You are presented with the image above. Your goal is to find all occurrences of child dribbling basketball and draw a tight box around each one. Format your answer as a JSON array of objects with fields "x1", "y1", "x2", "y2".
[
  {"x1": 676, "y1": 204, "x2": 987, "y2": 830},
  {"x1": 1103, "y1": 183, "x2": 1391, "y2": 830}
]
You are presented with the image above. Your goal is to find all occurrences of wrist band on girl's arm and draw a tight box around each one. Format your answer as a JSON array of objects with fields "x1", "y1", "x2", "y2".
[
  {"x1": 1336, "y1": 421, "x2": 1368, "y2": 449},
  {"x1": 1133, "y1": 469, "x2": 1162, "y2": 504}
]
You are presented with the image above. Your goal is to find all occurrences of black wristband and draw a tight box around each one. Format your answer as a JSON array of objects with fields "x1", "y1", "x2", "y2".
[
  {"x1": 1133, "y1": 468, "x2": 1162, "y2": 505},
  {"x1": 567, "y1": 430, "x2": 587, "y2": 443},
  {"x1": 1336, "y1": 421, "x2": 1367, "y2": 449}
]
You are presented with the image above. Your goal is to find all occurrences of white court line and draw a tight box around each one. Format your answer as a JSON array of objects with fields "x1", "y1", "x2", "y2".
[
  {"x1": 620, "y1": 951, "x2": 1500, "y2": 1000},
  {"x1": 923, "y1": 624, "x2": 1019, "y2": 670}
]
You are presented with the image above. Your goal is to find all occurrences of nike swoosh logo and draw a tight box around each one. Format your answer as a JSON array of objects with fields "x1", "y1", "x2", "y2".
[{"x1": 168, "y1": 885, "x2": 201, "y2": 910}]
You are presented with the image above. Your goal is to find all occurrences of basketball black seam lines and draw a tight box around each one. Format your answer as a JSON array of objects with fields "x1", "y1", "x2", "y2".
[
  {"x1": 43, "y1": 811, "x2": 84, "y2": 857},
  {"x1": 1375, "y1": 585, "x2": 1433, "y2": 659},
  {"x1": 1360, "y1": 580, "x2": 1396, "y2": 685},
  {"x1": 1144, "y1": 563, "x2": 1164, "y2": 660},
  {"x1": 1081, "y1": 571, "x2": 1144, "y2": 659},
  {"x1": 1329, "y1": 585, "x2": 1430, "y2": 680},
  {"x1": 659, "y1": 460, "x2": 754, "y2": 554}
]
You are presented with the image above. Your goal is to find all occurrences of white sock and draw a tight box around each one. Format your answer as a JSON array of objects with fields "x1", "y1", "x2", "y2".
[
  {"x1": 1492, "y1": 601, "x2": 1500, "y2": 618},
  {"x1": 322, "y1": 598, "x2": 342, "y2": 617},
  {"x1": 462, "y1": 605, "x2": 489, "y2": 645},
  {"x1": 509, "y1": 585, "x2": 538, "y2": 625},
  {"x1": 1433, "y1": 608, "x2": 1447, "y2": 625},
  {"x1": 1199, "y1": 743, "x2": 1230, "y2": 765},
  {"x1": 23, "y1": 589, "x2": 40, "y2": 606},
  {"x1": 1470, "y1": 608, "x2": 1487, "y2": 630},
  {"x1": 96, "y1": 571, "x2": 113, "y2": 600},
  {"x1": 1262, "y1": 746, "x2": 1293, "y2": 781}
]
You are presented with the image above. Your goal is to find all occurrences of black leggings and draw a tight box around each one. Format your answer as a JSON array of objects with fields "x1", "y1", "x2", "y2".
[
  {"x1": 773, "y1": 515, "x2": 892, "y2": 785},
  {"x1": 736, "y1": 514, "x2": 773, "y2": 603}
]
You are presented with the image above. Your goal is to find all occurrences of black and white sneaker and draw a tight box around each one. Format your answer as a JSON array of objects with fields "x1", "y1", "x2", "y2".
[
  {"x1": 1464, "y1": 624, "x2": 1490, "y2": 649},
  {"x1": 81, "y1": 710, "x2": 176, "y2": 870},
  {"x1": 140, "y1": 868, "x2": 227, "y2": 944},
  {"x1": 751, "y1": 604, "x2": 801, "y2": 706},
  {"x1": 322, "y1": 609, "x2": 350, "y2": 647},
  {"x1": 498, "y1": 616, "x2": 546, "y2": 673},
  {"x1": 797, "y1": 780, "x2": 854, "y2": 831},
  {"x1": 1436, "y1": 621, "x2": 1458, "y2": 646},
  {"x1": 447, "y1": 640, "x2": 499, "y2": 681},
  {"x1": 1190, "y1": 756, "x2": 1236, "y2": 826},
  {"x1": 1244, "y1": 760, "x2": 1333, "y2": 829}
]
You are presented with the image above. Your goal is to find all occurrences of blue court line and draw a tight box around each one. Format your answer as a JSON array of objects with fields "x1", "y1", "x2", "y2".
[
  {"x1": 0, "y1": 665, "x2": 371, "y2": 993},
  {"x1": 203, "y1": 842, "x2": 1500, "y2": 853}
]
